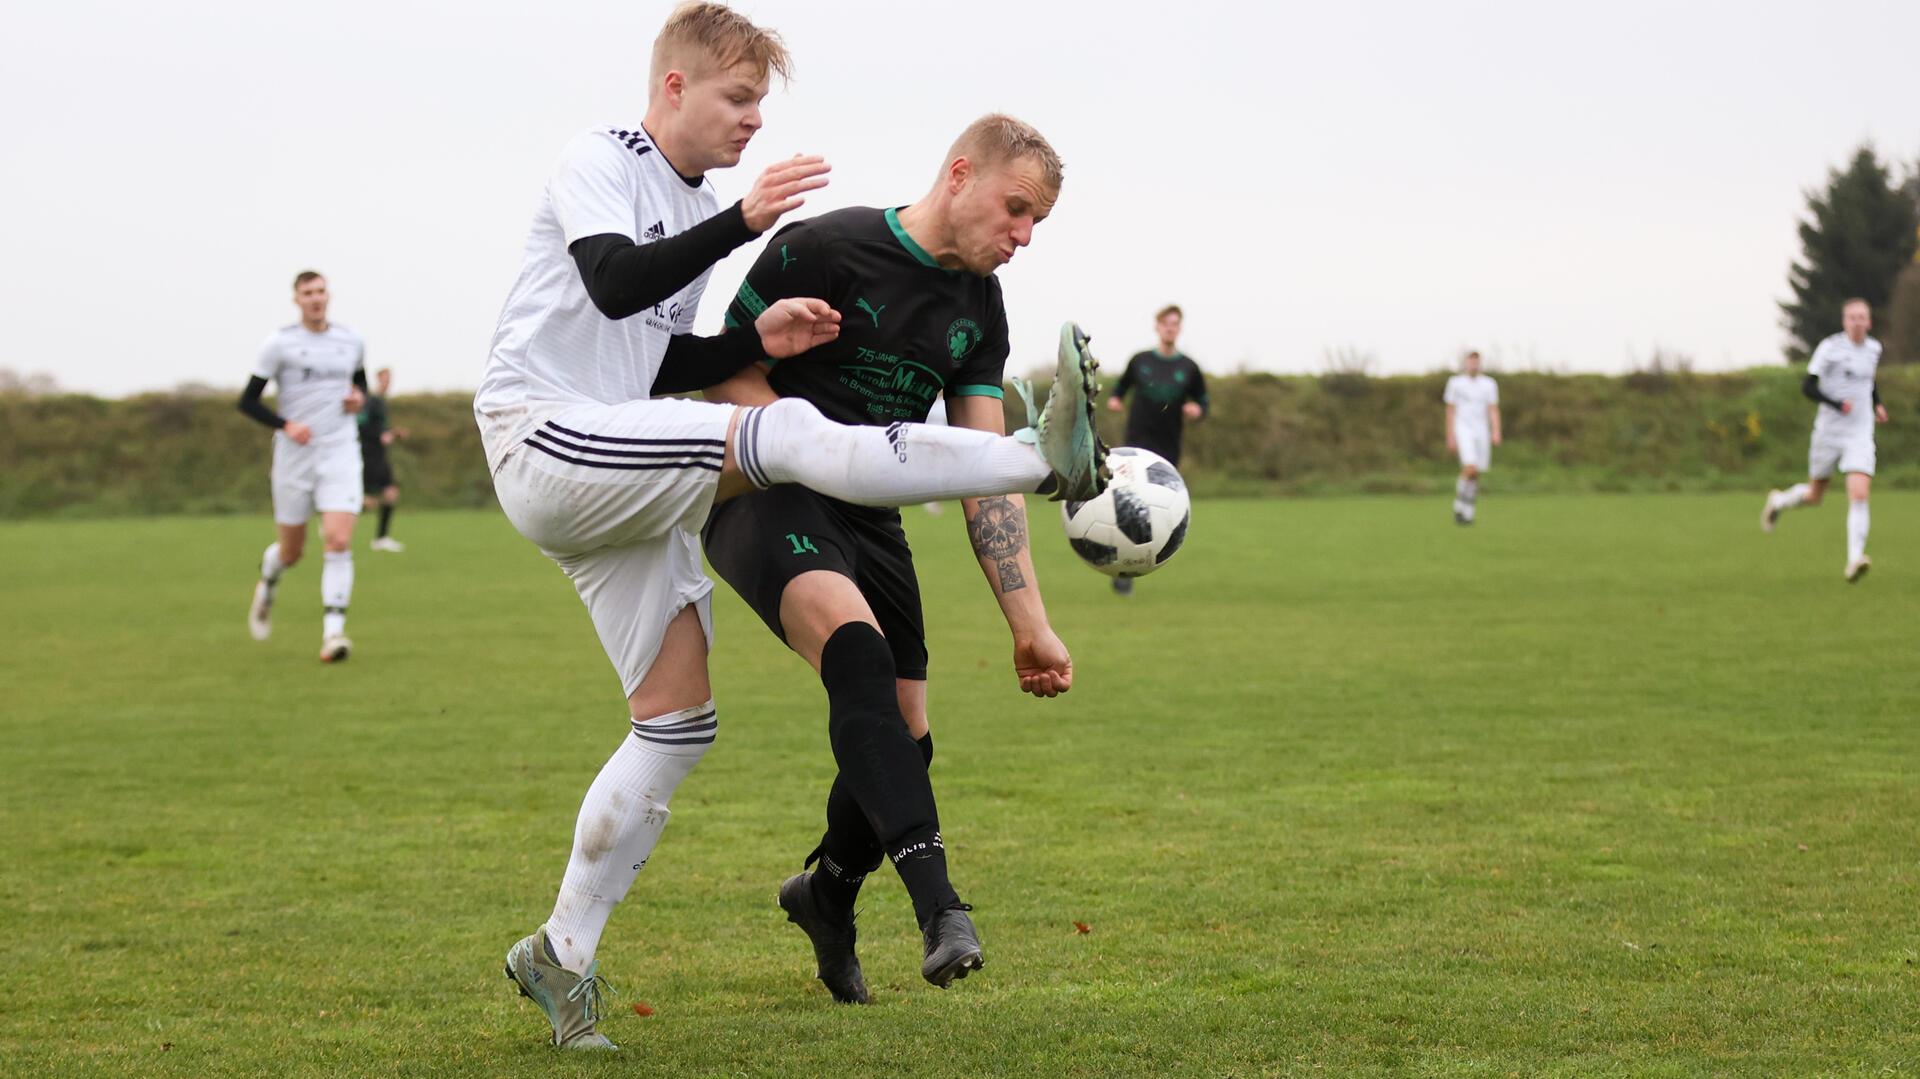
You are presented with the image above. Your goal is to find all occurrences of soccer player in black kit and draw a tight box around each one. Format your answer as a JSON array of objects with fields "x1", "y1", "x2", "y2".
[
  {"x1": 700, "y1": 114, "x2": 1084, "y2": 1003},
  {"x1": 1105, "y1": 304, "x2": 1208, "y2": 594},
  {"x1": 358, "y1": 367, "x2": 407, "y2": 552}
]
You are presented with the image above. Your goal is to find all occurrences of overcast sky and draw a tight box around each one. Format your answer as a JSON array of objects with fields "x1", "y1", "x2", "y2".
[{"x1": 2, "y1": 0, "x2": 1915, "y2": 397}]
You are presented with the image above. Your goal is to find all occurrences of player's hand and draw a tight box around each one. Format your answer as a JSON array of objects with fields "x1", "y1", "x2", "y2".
[
  {"x1": 1840, "y1": 400, "x2": 1853, "y2": 415},
  {"x1": 755, "y1": 297, "x2": 841, "y2": 358},
  {"x1": 1875, "y1": 404, "x2": 1889, "y2": 424},
  {"x1": 1106, "y1": 397, "x2": 1124, "y2": 413},
  {"x1": 1012, "y1": 628, "x2": 1073, "y2": 698},
  {"x1": 380, "y1": 431, "x2": 397, "y2": 446},
  {"x1": 1182, "y1": 401, "x2": 1203, "y2": 421},
  {"x1": 741, "y1": 155, "x2": 830, "y2": 234},
  {"x1": 343, "y1": 387, "x2": 365, "y2": 414},
  {"x1": 283, "y1": 421, "x2": 313, "y2": 445},
  {"x1": 1492, "y1": 432, "x2": 1503, "y2": 446}
]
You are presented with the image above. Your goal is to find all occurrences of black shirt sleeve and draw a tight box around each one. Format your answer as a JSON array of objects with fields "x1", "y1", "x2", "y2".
[
  {"x1": 651, "y1": 329, "x2": 768, "y2": 395},
  {"x1": 569, "y1": 202, "x2": 760, "y2": 320},
  {"x1": 1802, "y1": 373, "x2": 1845, "y2": 410},
  {"x1": 1110, "y1": 355, "x2": 1139, "y2": 401},
  {"x1": 237, "y1": 375, "x2": 285, "y2": 430},
  {"x1": 948, "y1": 281, "x2": 1010, "y2": 397}
]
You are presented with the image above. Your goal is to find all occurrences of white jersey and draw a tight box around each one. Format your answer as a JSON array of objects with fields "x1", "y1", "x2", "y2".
[
  {"x1": 252, "y1": 322, "x2": 366, "y2": 453},
  {"x1": 475, "y1": 126, "x2": 722, "y2": 472},
  {"x1": 1443, "y1": 373, "x2": 1499, "y2": 436},
  {"x1": 1807, "y1": 333, "x2": 1880, "y2": 439}
]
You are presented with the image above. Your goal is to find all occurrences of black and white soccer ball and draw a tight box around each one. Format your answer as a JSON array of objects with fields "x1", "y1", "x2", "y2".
[{"x1": 1060, "y1": 447, "x2": 1191, "y2": 578}]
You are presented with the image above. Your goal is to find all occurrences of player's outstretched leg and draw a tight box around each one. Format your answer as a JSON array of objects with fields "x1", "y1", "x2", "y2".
[
  {"x1": 734, "y1": 322, "x2": 1109, "y2": 507},
  {"x1": 504, "y1": 927, "x2": 617, "y2": 1050}
]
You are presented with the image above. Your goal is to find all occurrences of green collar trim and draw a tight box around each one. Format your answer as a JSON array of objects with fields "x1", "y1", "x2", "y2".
[{"x1": 885, "y1": 207, "x2": 947, "y2": 270}]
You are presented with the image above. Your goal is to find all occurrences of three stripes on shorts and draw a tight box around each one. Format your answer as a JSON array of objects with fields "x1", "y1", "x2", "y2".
[{"x1": 524, "y1": 420, "x2": 724, "y2": 473}]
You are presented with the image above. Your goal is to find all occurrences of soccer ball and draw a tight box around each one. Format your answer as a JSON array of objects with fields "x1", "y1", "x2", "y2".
[{"x1": 1060, "y1": 447, "x2": 1191, "y2": 578}]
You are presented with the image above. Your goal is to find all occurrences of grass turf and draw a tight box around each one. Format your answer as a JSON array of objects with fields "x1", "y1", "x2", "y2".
[{"x1": 1, "y1": 493, "x2": 1915, "y2": 1077}]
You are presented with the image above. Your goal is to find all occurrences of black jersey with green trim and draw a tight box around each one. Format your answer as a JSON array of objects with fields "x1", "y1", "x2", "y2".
[
  {"x1": 724, "y1": 206, "x2": 1010, "y2": 426},
  {"x1": 1113, "y1": 350, "x2": 1208, "y2": 462}
]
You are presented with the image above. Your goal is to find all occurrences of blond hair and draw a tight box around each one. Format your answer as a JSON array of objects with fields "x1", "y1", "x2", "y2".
[
  {"x1": 946, "y1": 113, "x2": 1064, "y2": 192},
  {"x1": 651, "y1": 3, "x2": 792, "y2": 87}
]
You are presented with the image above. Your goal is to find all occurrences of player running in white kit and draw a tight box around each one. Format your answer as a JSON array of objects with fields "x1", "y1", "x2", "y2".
[
  {"x1": 1443, "y1": 350, "x2": 1501, "y2": 524},
  {"x1": 239, "y1": 270, "x2": 367, "y2": 662},
  {"x1": 1761, "y1": 298, "x2": 1889, "y2": 581},
  {"x1": 484, "y1": 4, "x2": 1105, "y2": 1051}
]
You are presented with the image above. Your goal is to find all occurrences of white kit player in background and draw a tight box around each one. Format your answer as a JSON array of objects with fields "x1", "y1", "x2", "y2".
[
  {"x1": 480, "y1": 4, "x2": 1106, "y2": 1052},
  {"x1": 1761, "y1": 298, "x2": 1889, "y2": 581},
  {"x1": 1443, "y1": 350, "x2": 1501, "y2": 525},
  {"x1": 237, "y1": 270, "x2": 367, "y2": 662}
]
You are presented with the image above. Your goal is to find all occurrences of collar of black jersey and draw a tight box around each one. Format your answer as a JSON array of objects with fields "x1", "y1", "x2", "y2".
[{"x1": 884, "y1": 208, "x2": 960, "y2": 276}]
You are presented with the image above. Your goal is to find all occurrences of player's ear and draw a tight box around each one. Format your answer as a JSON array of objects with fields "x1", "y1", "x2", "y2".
[
  {"x1": 661, "y1": 69, "x2": 687, "y2": 108},
  {"x1": 946, "y1": 156, "x2": 972, "y2": 196}
]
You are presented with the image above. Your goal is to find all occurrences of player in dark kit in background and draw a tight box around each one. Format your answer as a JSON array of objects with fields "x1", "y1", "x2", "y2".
[
  {"x1": 359, "y1": 367, "x2": 408, "y2": 552},
  {"x1": 700, "y1": 114, "x2": 1081, "y2": 1003},
  {"x1": 1105, "y1": 304, "x2": 1207, "y2": 594}
]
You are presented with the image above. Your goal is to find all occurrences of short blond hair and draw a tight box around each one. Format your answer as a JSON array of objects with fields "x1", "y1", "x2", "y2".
[
  {"x1": 946, "y1": 113, "x2": 1064, "y2": 192},
  {"x1": 651, "y1": 2, "x2": 792, "y2": 87}
]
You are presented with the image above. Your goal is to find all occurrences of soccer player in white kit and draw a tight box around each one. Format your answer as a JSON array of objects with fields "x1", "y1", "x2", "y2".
[
  {"x1": 239, "y1": 270, "x2": 367, "y2": 662},
  {"x1": 1443, "y1": 350, "x2": 1501, "y2": 524},
  {"x1": 483, "y1": 4, "x2": 1106, "y2": 1051},
  {"x1": 1761, "y1": 298, "x2": 1889, "y2": 581}
]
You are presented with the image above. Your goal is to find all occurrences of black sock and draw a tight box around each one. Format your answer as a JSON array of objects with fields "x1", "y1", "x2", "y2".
[
  {"x1": 819, "y1": 625, "x2": 957, "y2": 927},
  {"x1": 377, "y1": 503, "x2": 394, "y2": 538},
  {"x1": 809, "y1": 732, "x2": 933, "y2": 915}
]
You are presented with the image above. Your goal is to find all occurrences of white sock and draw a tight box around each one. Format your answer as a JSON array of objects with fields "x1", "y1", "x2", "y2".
[
  {"x1": 1775, "y1": 483, "x2": 1811, "y2": 511},
  {"x1": 1458, "y1": 477, "x2": 1478, "y2": 521},
  {"x1": 321, "y1": 550, "x2": 353, "y2": 637},
  {"x1": 261, "y1": 542, "x2": 285, "y2": 585},
  {"x1": 1848, "y1": 501, "x2": 1869, "y2": 563},
  {"x1": 738, "y1": 398, "x2": 1049, "y2": 507},
  {"x1": 546, "y1": 702, "x2": 717, "y2": 974}
]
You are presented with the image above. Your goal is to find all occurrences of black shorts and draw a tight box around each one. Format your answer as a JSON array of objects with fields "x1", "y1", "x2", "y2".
[
  {"x1": 702, "y1": 486, "x2": 927, "y2": 680},
  {"x1": 361, "y1": 451, "x2": 394, "y2": 493}
]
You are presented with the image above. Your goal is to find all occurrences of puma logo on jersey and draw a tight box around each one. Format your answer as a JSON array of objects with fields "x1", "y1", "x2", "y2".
[
  {"x1": 643, "y1": 221, "x2": 667, "y2": 241},
  {"x1": 855, "y1": 297, "x2": 885, "y2": 327}
]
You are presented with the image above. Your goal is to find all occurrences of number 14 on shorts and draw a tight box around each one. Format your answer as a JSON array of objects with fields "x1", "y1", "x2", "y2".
[{"x1": 785, "y1": 533, "x2": 820, "y2": 555}]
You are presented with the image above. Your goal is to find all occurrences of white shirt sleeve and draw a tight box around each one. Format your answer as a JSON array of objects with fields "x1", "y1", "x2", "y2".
[
  {"x1": 252, "y1": 333, "x2": 283, "y2": 382},
  {"x1": 1443, "y1": 376, "x2": 1460, "y2": 405},
  {"x1": 1806, "y1": 338, "x2": 1832, "y2": 379},
  {"x1": 551, "y1": 132, "x2": 639, "y2": 246},
  {"x1": 1486, "y1": 377, "x2": 1499, "y2": 404}
]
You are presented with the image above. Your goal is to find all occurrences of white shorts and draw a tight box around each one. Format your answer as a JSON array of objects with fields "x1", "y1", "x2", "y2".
[
  {"x1": 490, "y1": 398, "x2": 734, "y2": 695},
  {"x1": 1809, "y1": 427, "x2": 1874, "y2": 480},
  {"x1": 1455, "y1": 428, "x2": 1491, "y2": 472},
  {"x1": 271, "y1": 441, "x2": 363, "y2": 526}
]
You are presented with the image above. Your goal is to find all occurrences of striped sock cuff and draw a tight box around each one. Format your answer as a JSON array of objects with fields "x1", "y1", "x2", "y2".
[
  {"x1": 736, "y1": 407, "x2": 771, "y2": 490},
  {"x1": 630, "y1": 700, "x2": 718, "y2": 753}
]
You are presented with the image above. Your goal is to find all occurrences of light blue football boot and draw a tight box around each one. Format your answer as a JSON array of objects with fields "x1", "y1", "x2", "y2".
[
  {"x1": 504, "y1": 927, "x2": 617, "y2": 1050},
  {"x1": 1009, "y1": 321, "x2": 1109, "y2": 501}
]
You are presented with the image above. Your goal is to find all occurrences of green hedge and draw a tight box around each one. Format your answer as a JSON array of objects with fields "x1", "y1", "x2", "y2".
[{"x1": 2, "y1": 368, "x2": 1915, "y2": 518}]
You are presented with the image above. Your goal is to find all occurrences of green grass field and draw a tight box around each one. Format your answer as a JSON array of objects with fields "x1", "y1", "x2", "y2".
[{"x1": 3, "y1": 494, "x2": 1916, "y2": 1077}]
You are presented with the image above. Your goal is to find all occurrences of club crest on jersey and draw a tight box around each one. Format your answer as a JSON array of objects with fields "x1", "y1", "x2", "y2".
[{"x1": 946, "y1": 318, "x2": 982, "y2": 360}]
